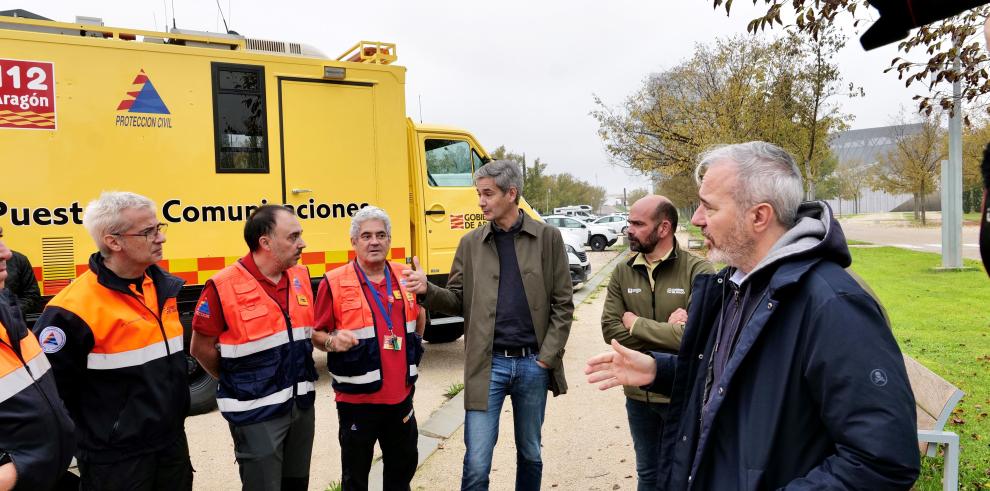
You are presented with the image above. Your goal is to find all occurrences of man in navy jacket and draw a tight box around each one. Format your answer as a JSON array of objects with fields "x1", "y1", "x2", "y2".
[{"x1": 587, "y1": 141, "x2": 919, "y2": 489}]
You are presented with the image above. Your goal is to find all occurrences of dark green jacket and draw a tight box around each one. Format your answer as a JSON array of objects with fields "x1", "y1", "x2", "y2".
[
  {"x1": 423, "y1": 212, "x2": 573, "y2": 411},
  {"x1": 601, "y1": 238, "x2": 713, "y2": 402}
]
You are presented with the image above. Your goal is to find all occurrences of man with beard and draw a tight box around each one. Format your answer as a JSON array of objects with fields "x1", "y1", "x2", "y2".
[
  {"x1": 600, "y1": 195, "x2": 712, "y2": 491},
  {"x1": 190, "y1": 205, "x2": 318, "y2": 491},
  {"x1": 586, "y1": 142, "x2": 919, "y2": 489}
]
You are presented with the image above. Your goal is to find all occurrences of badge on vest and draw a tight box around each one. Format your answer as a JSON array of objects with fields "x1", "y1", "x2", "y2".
[
  {"x1": 297, "y1": 295, "x2": 309, "y2": 306},
  {"x1": 384, "y1": 334, "x2": 402, "y2": 351},
  {"x1": 392, "y1": 290, "x2": 402, "y2": 300}
]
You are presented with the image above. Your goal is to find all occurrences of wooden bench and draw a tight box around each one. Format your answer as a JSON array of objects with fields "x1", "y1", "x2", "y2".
[{"x1": 903, "y1": 354, "x2": 964, "y2": 491}]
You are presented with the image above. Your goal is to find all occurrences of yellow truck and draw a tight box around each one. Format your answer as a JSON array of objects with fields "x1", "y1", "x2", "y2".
[{"x1": 0, "y1": 9, "x2": 505, "y2": 413}]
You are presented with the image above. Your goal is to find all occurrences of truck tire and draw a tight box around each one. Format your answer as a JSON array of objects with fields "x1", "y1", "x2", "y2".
[
  {"x1": 180, "y1": 310, "x2": 217, "y2": 415},
  {"x1": 187, "y1": 356, "x2": 218, "y2": 415},
  {"x1": 423, "y1": 318, "x2": 464, "y2": 343},
  {"x1": 590, "y1": 235, "x2": 608, "y2": 251}
]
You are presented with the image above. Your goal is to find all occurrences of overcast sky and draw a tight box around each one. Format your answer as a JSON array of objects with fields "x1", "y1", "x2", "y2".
[{"x1": 6, "y1": 0, "x2": 947, "y2": 194}]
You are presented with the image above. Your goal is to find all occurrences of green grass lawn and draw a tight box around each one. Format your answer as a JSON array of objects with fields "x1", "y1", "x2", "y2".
[
  {"x1": 964, "y1": 212, "x2": 983, "y2": 225},
  {"x1": 848, "y1": 246, "x2": 990, "y2": 489}
]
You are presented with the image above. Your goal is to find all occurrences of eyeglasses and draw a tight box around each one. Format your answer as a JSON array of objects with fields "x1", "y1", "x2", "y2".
[
  {"x1": 115, "y1": 223, "x2": 168, "y2": 241},
  {"x1": 358, "y1": 232, "x2": 389, "y2": 242}
]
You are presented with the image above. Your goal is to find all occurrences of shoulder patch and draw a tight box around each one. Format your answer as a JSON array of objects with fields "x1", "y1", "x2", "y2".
[
  {"x1": 38, "y1": 326, "x2": 67, "y2": 354},
  {"x1": 195, "y1": 299, "x2": 211, "y2": 319}
]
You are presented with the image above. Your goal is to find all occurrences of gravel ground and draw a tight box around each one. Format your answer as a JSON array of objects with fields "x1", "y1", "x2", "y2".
[
  {"x1": 410, "y1": 249, "x2": 639, "y2": 491},
  {"x1": 185, "y1": 248, "x2": 627, "y2": 490}
]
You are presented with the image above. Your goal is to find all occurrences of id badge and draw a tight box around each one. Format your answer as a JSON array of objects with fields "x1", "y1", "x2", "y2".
[
  {"x1": 393, "y1": 336, "x2": 402, "y2": 351},
  {"x1": 383, "y1": 335, "x2": 395, "y2": 350}
]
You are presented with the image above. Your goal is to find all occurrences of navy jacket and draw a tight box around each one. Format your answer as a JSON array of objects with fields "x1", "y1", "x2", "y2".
[
  {"x1": 0, "y1": 290, "x2": 75, "y2": 490},
  {"x1": 649, "y1": 202, "x2": 920, "y2": 490}
]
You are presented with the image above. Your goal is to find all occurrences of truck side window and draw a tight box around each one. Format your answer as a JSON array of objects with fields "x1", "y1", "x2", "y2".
[
  {"x1": 425, "y1": 139, "x2": 473, "y2": 187},
  {"x1": 211, "y1": 63, "x2": 268, "y2": 173}
]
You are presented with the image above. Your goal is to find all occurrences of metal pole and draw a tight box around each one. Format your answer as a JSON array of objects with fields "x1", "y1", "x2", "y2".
[{"x1": 942, "y1": 53, "x2": 963, "y2": 269}]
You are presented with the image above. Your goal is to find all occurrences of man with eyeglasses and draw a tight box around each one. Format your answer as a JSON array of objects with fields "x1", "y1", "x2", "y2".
[
  {"x1": 34, "y1": 191, "x2": 193, "y2": 490},
  {"x1": 190, "y1": 205, "x2": 318, "y2": 491},
  {"x1": 312, "y1": 206, "x2": 425, "y2": 491}
]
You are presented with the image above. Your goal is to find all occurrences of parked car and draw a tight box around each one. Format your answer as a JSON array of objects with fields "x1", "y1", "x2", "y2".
[
  {"x1": 590, "y1": 214, "x2": 629, "y2": 235},
  {"x1": 544, "y1": 215, "x2": 591, "y2": 247},
  {"x1": 563, "y1": 234, "x2": 591, "y2": 286},
  {"x1": 544, "y1": 215, "x2": 616, "y2": 251}
]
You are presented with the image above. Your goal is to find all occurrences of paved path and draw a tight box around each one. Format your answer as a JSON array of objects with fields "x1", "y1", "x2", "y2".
[{"x1": 838, "y1": 213, "x2": 980, "y2": 260}]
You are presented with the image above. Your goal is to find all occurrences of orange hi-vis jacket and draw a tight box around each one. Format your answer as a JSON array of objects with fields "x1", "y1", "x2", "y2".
[
  {"x1": 212, "y1": 262, "x2": 317, "y2": 425},
  {"x1": 0, "y1": 290, "x2": 75, "y2": 490},
  {"x1": 34, "y1": 253, "x2": 188, "y2": 464},
  {"x1": 323, "y1": 261, "x2": 423, "y2": 394}
]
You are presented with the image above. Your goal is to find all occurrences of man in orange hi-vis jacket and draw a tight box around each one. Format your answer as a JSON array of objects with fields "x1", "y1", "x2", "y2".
[{"x1": 34, "y1": 192, "x2": 192, "y2": 491}]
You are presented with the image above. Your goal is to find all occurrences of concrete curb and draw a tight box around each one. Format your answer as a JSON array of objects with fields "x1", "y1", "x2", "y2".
[{"x1": 366, "y1": 250, "x2": 628, "y2": 490}]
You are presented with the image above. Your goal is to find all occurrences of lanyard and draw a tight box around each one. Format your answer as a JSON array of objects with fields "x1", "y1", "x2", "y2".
[{"x1": 355, "y1": 262, "x2": 394, "y2": 334}]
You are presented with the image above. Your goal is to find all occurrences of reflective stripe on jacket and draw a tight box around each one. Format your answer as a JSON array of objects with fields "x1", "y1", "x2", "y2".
[
  {"x1": 35, "y1": 253, "x2": 187, "y2": 464},
  {"x1": 324, "y1": 262, "x2": 422, "y2": 394},
  {"x1": 213, "y1": 262, "x2": 317, "y2": 425},
  {"x1": 1, "y1": 299, "x2": 76, "y2": 491}
]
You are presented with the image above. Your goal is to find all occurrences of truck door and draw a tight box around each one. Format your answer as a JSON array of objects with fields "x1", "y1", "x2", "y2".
[
  {"x1": 279, "y1": 79, "x2": 377, "y2": 263},
  {"x1": 416, "y1": 136, "x2": 485, "y2": 275}
]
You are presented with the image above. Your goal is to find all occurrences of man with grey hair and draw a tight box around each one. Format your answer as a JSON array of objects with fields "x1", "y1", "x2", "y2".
[
  {"x1": 403, "y1": 160, "x2": 573, "y2": 491},
  {"x1": 35, "y1": 191, "x2": 193, "y2": 490},
  {"x1": 313, "y1": 205, "x2": 426, "y2": 490},
  {"x1": 586, "y1": 142, "x2": 919, "y2": 489}
]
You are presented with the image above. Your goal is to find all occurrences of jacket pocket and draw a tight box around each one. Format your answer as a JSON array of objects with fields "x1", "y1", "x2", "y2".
[
  {"x1": 223, "y1": 350, "x2": 283, "y2": 400},
  {"x1": 326, "y1": 337, "x2": 375, "y2": 373}
]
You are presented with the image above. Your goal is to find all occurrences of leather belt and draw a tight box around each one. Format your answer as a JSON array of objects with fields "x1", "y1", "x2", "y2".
[{"x1": 494, "y1": 346, "x2": 534, "y2": 357}]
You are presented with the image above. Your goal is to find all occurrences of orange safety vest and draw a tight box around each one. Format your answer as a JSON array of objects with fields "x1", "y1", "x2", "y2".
[
  {"x1": 324, "y1": 261, "x2": 422, "y2": 393},
  {"x1": 0, "y1": 319, "x2": 50, "y2": 404},
  {"x1": 48, "y1": 271, "x2": 184, "y2": 370},
  {"x1": 34, "y1": 256, "x2": 188, "y2": 464},
  {"x1": 212, "y1": 262, "x2": 317, "y2": 424}
]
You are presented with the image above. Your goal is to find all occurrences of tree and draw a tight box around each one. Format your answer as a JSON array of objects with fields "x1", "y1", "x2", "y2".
[
  {"x1": 710, "y1": 1, "x2": 990, "y2": 120},
  {"x1": 828, "y1": 158, "x2": 870, "y2": 215},
  {"x1": 592, "y1": 33, "x2": 853, "y2": 197},
  {"x1": 591, "y1": 36, "x2": 795, "y2": 178},
  {"x1": 488, "y1": 145, "x2": 606, "y2": 215},
  {"x1": 962, "y1": 120, "x2": 990, "y2": 213},
  {"x1": 869, "y1": 115, "x2": 946, "y2": 224},
  {"x1": 655, "y1": 171, "x2": 701, "y2": 217},
  {"x1": 626, "y1": 188, "x2": 651, "y2": 207},
  {"x1": 780, "y1": 27, "x2": 860, "y2": 199}
]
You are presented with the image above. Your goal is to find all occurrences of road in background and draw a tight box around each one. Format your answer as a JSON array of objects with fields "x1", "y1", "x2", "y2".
[{"x1": 839, "y1": 213, "x2": 980, "y2": 260}]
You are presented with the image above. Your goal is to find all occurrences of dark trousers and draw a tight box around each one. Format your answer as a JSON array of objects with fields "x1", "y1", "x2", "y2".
[
  {"x1": 625, "y1": 398, "x2": 667, "y2": 491},
  {"x1": 229, "y1": 403, "x2": 315, "y2": 491},
  {"x1": 78, "y1": 432, "x2": 193, "y2": 491},
  {"x1": 336, "y1": 391, "x2": 418, "y2": 491}
]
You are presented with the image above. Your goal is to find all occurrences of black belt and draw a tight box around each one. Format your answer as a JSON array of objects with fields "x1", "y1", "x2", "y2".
[{"x1": 493, "y1": 346, "x2": 535, "y2": 357}]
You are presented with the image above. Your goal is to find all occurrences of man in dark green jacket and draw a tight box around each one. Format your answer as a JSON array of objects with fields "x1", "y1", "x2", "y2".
[
  {"x1": 601, "y1": 195, "x2": 713, "y2": 491},
  {"x1": 403, "y1": 160, "x2": 573, "y2": 491}
]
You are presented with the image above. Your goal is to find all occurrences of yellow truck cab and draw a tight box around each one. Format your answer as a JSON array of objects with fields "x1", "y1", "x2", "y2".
[{"x1": 0, "y1": 9, "x2": 518, "y2": 413}]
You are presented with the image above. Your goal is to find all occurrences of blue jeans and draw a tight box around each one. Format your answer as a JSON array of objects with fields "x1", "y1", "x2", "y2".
[
  {"x1": 461, "y1": 353, "x2": 549, "y2": 491},
  {"x1": 625, "y1": 398, "x2": 667, "y2": 491}
]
